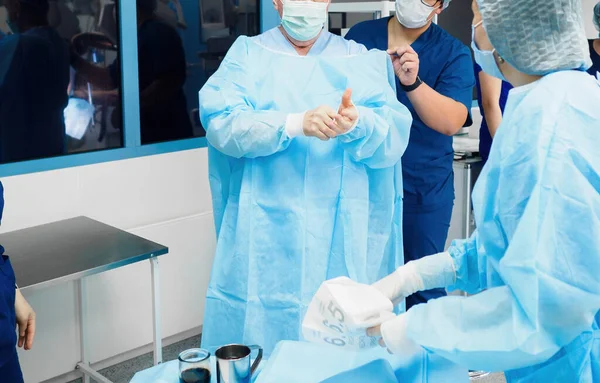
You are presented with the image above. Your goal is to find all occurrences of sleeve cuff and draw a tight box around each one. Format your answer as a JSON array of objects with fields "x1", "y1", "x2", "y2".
[
  {"x1": 285, "y1": 112, "x2": 306, "y2": 138},
  {"x1": 381, "y1": 313, "x2": 422, "y2": 356}
]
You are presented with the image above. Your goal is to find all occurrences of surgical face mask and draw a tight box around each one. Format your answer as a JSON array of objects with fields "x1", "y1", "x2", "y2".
[
  {"x1": 395, "y1": 0, "x2": 439, "y2": 29},
  {"x1": 471, "y1": 22, "x2": 506, "y2": 82},
  {"x1": 281, "y1": 0, "x2": 327, "y2": 42}
]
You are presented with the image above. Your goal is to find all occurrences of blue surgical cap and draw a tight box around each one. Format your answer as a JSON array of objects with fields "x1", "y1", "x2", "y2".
[{"x1": 477, "y1": 0, "x2": 592, "y2": 76}]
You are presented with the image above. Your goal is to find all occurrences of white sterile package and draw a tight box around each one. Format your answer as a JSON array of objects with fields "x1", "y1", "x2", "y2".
[{"x1": 302, "y1": 277, "x2": 395, "y2": 351}]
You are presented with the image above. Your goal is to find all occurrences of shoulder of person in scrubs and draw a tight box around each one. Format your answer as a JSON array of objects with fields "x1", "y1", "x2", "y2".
[{"x1": 345, "y1": 16, "x2": 474, "y2": 208}]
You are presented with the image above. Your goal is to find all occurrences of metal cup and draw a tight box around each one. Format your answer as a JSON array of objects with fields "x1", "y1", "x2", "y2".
[{"x1": 215, "y1": 344, "x2": 263, "y2": 383}]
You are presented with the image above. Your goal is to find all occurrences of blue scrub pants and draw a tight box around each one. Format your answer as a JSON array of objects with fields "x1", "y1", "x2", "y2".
[
  {"x1": 403, "y1": 203, "x2": 453, "y2": 310},
  {"x1": 0, "y1": 256, "x2": 23, "y2": 383},
  {"x1": 0, "y1": 351, "x2": 24, "y2": 383}
]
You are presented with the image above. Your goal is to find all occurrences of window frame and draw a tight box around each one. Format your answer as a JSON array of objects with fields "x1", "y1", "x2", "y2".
[{"x1": 0, "y1": 0, "x2": 274, "y2": 178}]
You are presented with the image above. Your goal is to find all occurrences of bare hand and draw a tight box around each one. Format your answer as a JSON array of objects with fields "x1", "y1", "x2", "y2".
[
  {"x1": 387, "y1": 45, "x2": 420, "y2": 87},
  {"x1": 336, "y1": 89, "x2": 358, "y2": 133},
  {"x1": 303, "y1": 105, "x2": 340, "y2": 141},
  {"x1": 15, "y1": 289, "x2": 36, "y2": 350}
]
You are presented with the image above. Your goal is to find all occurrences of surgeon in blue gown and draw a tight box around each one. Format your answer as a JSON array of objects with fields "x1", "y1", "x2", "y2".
[
  {"x1": 365, "y1": 0, "x2": 600, "y2": 381},
  {"x1": 0, "y1": 182, "x2": 37, "y2": 382},
  {"x1": 0, "y1": 0, "x2": 69, "y2": 163},
  {"x1": 198, "y1": 0, "x2": 413, "y2": 356},
  {"x1": 345, "y1": 0, "x2": 475, "y2": 309}
]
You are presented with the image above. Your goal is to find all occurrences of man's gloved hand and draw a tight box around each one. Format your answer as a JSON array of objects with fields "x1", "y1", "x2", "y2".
[
  {"x1": 335, "y1": 89, "x2": 359, "y2": 133},
  {"x1": 372, "y1": 252, "x2": 457, "y2": 305}
]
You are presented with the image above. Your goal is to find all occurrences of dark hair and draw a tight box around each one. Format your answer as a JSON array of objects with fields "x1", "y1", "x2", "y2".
[{"x1": 19, "y1": 0, "x2": 50, "y2": 25}]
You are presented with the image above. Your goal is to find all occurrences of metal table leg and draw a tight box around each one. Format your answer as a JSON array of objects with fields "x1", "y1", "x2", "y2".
[
  {"x1": 75, "y1": 278, "x2": 114, "y2": 383},
  {"x1": 76, "y1": 278, "x2": 91, "y2": 383},
  {"x1": 150, "y1": 256, "x2": 163, "y2": 365}
]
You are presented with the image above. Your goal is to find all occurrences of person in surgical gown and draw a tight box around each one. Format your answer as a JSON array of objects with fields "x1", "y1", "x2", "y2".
[
  {"x1": 364, "y1": 0, "x2": 600, "y2": 381},
  {"x1": 198, "y1": 0, "x2": 412, "y2": 356}
]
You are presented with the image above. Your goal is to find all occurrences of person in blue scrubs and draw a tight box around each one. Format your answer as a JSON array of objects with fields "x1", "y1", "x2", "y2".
[
  {"x1": 345, "y1": 0, "x2": 475, "y2": 309},
  {"x1": 0, "y1": 0, "x2": 69, "y2": 164},
  {"x1": 590, "y1": 1, "x2": 600, "y2": 77},
  {"x1": 0, "y1": 181, "x2": 37, "y2": 382},
  {"x1": 471, "y1": 1, "x2": 511, "y2": 164}
]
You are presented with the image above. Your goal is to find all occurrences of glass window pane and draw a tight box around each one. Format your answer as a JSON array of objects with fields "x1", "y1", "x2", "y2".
[
  {"x1": 137, "y1": 0, "x2": 261, "y2": 145},
  {"x1": 0, "y1": 0, "x2": 124, "y2": 164}
]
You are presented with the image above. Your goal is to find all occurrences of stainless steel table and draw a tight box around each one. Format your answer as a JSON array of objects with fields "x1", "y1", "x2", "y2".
[{"x1": 0, "y1": 216, "x2": 169, "y2": 383}]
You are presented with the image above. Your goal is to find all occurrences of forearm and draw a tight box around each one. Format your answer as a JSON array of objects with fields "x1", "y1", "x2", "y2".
[
  {"x1": 407, "y1": 84, "x2": 468, "y2": 136},
  {"x1": 482, "y1": 103, "x2": 502, "y2": 138},
  {"x1": 373, "y1": 252, "x2": 456, "y2": 303},
  {"x1": 373, "y1": 232, "x2": 485, "y2": 303},
  {"x1": 382, "y1": 286, "x2": 562, "y2": 372}
]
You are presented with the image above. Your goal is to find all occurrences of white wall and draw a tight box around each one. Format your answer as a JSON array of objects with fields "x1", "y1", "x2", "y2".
[
  {"x1": 0, "y1": 149, "x2": 216, "y2": 382},
  {"x1": 584, "y1": 0, "x2": 599, "y2": 38}
]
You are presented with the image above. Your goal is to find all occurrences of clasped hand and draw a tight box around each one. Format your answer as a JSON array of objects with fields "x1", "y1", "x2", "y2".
[{"x1": 303, "y1": 89, "x2": 358, "y2": 140}]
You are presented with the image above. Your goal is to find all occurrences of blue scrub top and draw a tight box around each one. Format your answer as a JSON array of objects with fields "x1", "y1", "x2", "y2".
[
  {"x1": 345, "y1": 18, "x2": 475, "y2": 210},
  {"x1": 0, "y1": 180, "x2": 16, "y2": 371},
  {"x1": 474, "y1": 63, "x2": 512, "y2": 164},
  {"x1": 588, "y1": 39, "x2": 600, "y2": 76}
]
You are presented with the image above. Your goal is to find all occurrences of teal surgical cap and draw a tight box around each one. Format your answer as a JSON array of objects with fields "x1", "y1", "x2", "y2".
[{"x1": 477, "y1": 0, "x2": 592, "y2": 76}]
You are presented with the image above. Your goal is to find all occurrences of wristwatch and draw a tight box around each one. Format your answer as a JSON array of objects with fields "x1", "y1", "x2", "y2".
[{"x1": 401, "y1": 76, "x2": 423, "y2": 92}]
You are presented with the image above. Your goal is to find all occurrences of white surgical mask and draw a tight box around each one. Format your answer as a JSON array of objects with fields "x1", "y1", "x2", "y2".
[
  {"x1": 395, "y1": 0, "x2": 439, "y2": 29},
  {"x1": 281, "y1": 0, "x2": 327, "y2": 42},
  {"x1": 471, "y1": 21, "x2": 506, "y2": 82}
]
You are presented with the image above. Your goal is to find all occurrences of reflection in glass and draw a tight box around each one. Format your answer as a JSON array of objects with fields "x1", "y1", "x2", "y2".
[
  {"x1": 133, "y1": 0, "x2": 193, "y2": 144},
  {"x1": 135, "y1": 0, "x2": 260, "y2": 144},
  {"x1": 0, "y1": 0, "x2": 124, "y2": 164}
]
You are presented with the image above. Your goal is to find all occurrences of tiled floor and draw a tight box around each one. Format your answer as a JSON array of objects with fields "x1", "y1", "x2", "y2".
[
  {"x1": 473, "y1": 372, "x2": 507, "y2": 383},
  {"x1": 66, "y1": 335, "x2": 201, "y2": 383}
]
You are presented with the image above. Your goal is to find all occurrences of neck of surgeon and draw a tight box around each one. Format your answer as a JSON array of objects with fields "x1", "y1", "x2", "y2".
[
  {"x1": 392, "y1": 18, "x2": 432, "y2": 45},
  {"x1": 504, "y1": 69, "x2": 542, "y2": 88},
  {"x1": 278, "y1": 25, "x2": 322, "y2": 56}
]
